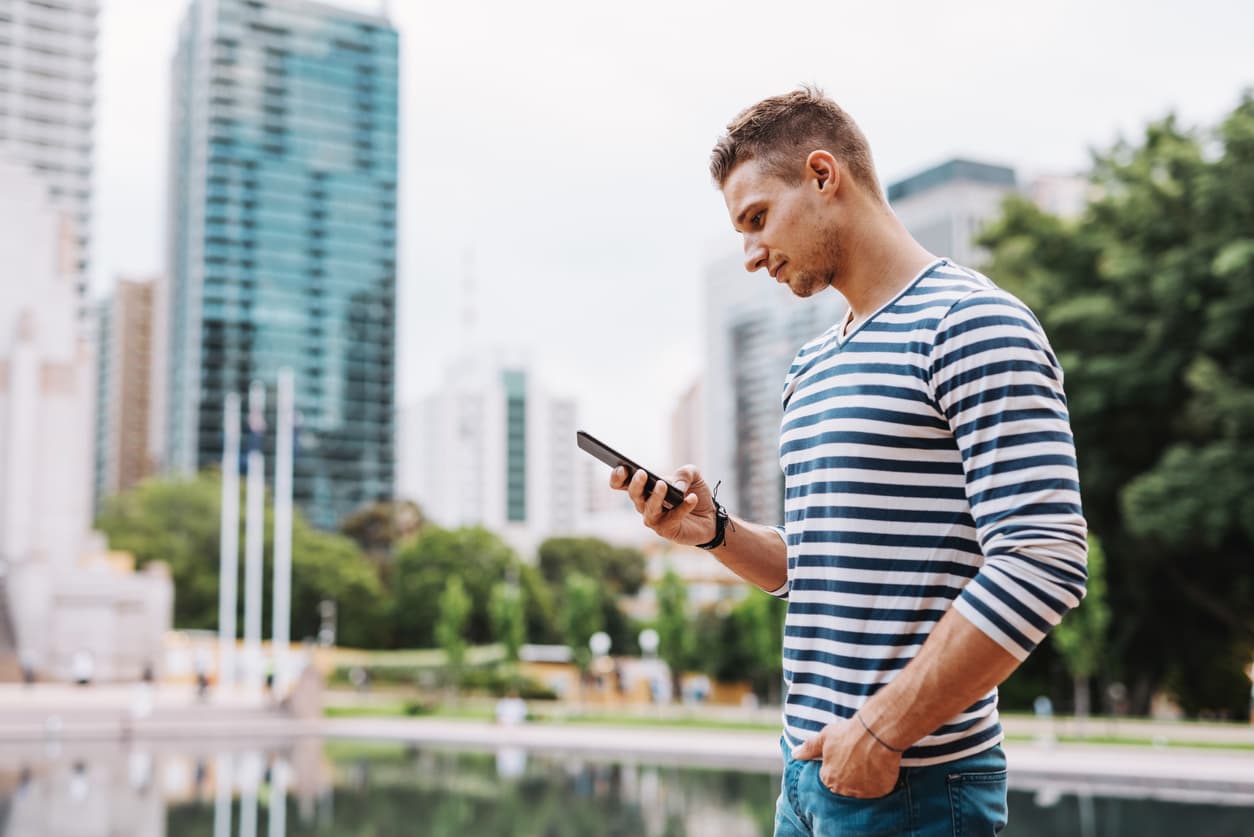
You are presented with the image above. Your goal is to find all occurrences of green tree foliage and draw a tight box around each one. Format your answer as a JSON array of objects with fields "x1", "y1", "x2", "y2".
[
  {"x1": 537, "y1": 537, "x2": 647, "y2": 595},
  {"x1": 980, "y1": 92, "x2": 1254, "y2": 716},
  {"x1": 489, "y1": 581, "x2": 526, "y2": 665},
  {"x1": 688, "y1": 593, "x2": 786, "y2": 703},
  {"x1": 95, "y1": 473, "x2": 385, "y2": 648},
  {"x1": 537, "y1": 536, "x2": 645, "y2": 653},
  {"x1": 654, "y1": 569, "x2": 691, "y2": 699},
  {"x1": 390, "y1": 526, "x2": 553, "y2": 649},
  {"x1": 1052, "y1": 536, "x2": 1111, "y2": 718},
  {"x1": 436, "y1": 576, "x2": 471, "y2": 681},
  {"x1": 560, "y1": 573, "x2": 604, "y2": 674}
]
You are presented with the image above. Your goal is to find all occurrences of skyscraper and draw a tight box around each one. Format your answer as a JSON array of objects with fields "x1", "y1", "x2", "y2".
[
  {"x1": 158, "y1": 0, "x2": 399, "y2": 530},
  {"x1": 94, "y1": 277, "x2": 155, "y2": 511},
  {"x1": 0, "y1": 0, "x2": 97, "y2": 305}
]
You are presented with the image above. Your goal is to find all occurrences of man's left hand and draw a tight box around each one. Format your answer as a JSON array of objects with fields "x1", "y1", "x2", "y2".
[{"x1": 791, "y1": 717, "x2": 902, "y2": 798}]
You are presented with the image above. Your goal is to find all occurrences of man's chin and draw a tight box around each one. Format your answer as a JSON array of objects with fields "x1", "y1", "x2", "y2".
[{"x1": 787, "y1": 278, "x2": 822, "y2": 298}]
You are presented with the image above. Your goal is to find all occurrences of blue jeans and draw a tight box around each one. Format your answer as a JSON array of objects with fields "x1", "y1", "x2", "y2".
[{"x1": 773, "y1": 738, "x2": 1008, "y2": 836}]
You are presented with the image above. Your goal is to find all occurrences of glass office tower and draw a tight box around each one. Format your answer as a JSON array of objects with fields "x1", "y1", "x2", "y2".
[{"x1": 162, "y1": 0, "x2": 398, "y2": 529}]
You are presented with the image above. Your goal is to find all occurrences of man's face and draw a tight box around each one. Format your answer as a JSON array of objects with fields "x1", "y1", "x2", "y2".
[{"x1": 722, "y1": 158, "x2": 843, "y2": 298}]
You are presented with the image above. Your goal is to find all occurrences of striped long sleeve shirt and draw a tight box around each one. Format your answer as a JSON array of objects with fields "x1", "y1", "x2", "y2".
[{"x1": 774, "y1": 259, "x2": 1088, "y2": 766}]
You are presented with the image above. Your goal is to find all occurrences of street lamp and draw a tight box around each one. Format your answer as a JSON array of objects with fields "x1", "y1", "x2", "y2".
[
  {"x1": 589, "y1": 631, "x2": 611, "y2": 658},
  {"x1": 639, "y1": 628, "x2": 659, "y2": 658}
]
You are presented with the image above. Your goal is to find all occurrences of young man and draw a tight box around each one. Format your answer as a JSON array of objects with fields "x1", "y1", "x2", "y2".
[{"x1": 611, "y1": 87, "x2": 1088, "y2": 836}]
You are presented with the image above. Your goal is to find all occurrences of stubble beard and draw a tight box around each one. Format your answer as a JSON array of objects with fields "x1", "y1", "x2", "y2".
[{"x1": 787, "y1": 235, "x2": 844, "y2": 298}]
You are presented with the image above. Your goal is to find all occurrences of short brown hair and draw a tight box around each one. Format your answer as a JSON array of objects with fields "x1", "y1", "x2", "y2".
[{"x1": 709, "y1": 85, "x2": 882, "y2": 199}]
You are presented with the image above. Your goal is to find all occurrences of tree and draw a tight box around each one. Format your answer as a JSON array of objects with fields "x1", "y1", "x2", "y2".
[
  {"x1": 654, "y1": 569, "x2": 691, "y2": 701},
  {"x1": 436, "y1": 576, "x2": 471, "y2": 686},
  {"x1": 289, "y1": 519, "x2": 386, "y2": 649},
  {"x1": 537, "y1": 536, "x2": 645, "y2": 654},
  {"x1": 1051, "y1": 535, "x2": 1111, "y2": 720},
  {"x1": 537, "y1": 537, "x2": 647, "y2": 597},
  {"x1": 731, "y1": 592, "x2": 786, "y2": 704},
  {"x1": 560, "y1": 573, "x2": 603, "y2": 677},
  {"x1": 979, "y1": 92, "x2": 1254, "y2": 715},
  {"x1": 390, "y1": 526, "x2": 551, "y2": 649},
  {"x1": 96, "y1": 473, "x2": 385, "y2": 647},
  {"x1": 489, "y1": 580, "x2": 526, "y2": 666},
  {"x1": 339, "y1": 499, "x2": 426, "y2": 561}
]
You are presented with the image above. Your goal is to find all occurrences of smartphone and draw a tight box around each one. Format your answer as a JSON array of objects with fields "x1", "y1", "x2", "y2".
[{"x1": 576, "y1": 430, "x2": 686, "y2": 509}]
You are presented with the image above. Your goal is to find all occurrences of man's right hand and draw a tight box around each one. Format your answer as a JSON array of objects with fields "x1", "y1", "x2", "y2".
[{"x1": 610, "y1": 464, "x2": 718, "y2": 547}]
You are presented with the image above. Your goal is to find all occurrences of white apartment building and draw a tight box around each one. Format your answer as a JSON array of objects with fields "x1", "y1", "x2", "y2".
[
  {"x1": 0, "y1": 0, "x2": 97, "y2": 303},
  {"x1": 399, "y1": 350, "x2": 579, "y2": 558}
]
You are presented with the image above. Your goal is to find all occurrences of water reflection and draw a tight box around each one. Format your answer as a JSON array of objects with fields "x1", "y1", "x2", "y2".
[{"x1": 1, "y1": 738, "x2": 1252, "y2": 836}]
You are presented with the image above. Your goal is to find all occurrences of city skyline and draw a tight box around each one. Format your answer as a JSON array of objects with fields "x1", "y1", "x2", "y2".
[{"x1": 89, "y1": 0, "x2": 1254, "y2": 468}]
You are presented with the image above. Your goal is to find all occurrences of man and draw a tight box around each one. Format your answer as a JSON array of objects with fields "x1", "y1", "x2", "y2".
[{"x1": 612, "y1": 87, "x2": 1087, "y2": 836}]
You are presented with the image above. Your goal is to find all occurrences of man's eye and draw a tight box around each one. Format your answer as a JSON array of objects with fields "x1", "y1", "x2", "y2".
[{"x1": 752, "y1": 211, "x2": 765, "y2": 227}]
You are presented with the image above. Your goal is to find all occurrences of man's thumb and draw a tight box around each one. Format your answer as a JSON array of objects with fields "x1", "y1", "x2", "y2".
[{"x1": 791, "y1": 737, "x2": 820, "y2": 762}]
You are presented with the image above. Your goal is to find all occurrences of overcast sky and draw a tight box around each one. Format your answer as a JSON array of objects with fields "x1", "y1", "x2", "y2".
[{"x1": 92, "y1": 0, "x2": 1253, "y2": 468}]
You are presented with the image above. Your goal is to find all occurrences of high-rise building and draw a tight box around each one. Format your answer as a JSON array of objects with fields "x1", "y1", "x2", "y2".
[
  {"x1": 158, "y1": 0, "x2": 399, "y2": 530},
  {"x1": 399, "y1": 352, "x2": 579, "y2": 557},
  {"x1": 93, "y1": 277, "x2": 154, "y2": 510},
  {"x1": 702, "y1": 254, "x2": 847, "y2": 526},
  {"x1": 0, "y1": 0, "x2": 97, "y2": 306},
  {"x1": 886, "y1": 158, "x2": 1018, "y2": 268}
]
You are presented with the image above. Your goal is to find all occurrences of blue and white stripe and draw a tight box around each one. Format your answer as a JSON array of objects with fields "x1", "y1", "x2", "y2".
[{"x1": 774, "y1": 259, "x2": 1087, "y2": 766}]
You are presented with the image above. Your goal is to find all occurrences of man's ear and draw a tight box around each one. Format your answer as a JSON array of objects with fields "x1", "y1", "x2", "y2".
[{"x1": 806, "y1": 150, "x2": 840, "y2": 195}]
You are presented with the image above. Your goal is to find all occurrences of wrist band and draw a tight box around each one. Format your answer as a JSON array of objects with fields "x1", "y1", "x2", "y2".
[
  {"x1": 857, "y1": 714, "x2": 906, "y2": 754},
  {"x1": 695, "y1": 479, "x2": 733, "y2": 551},
  {"x1": 696, "y1": 500, "x2": 729, "y2": 550}
]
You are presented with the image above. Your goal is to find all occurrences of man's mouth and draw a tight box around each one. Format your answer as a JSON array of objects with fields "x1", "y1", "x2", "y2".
[{"x1": 770, "y1": 261, "x2": 787, "y2": 281}]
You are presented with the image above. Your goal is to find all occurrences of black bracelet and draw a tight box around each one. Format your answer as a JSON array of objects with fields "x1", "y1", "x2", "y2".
[
  {"x1": 857, "y1": 714, "x2": 906, "y2": 754},
  {"x1": 695, "y1": 500, "x2": 729, "y2": 550}
]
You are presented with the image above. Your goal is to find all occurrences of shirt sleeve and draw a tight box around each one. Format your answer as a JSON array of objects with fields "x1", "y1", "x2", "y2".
[{"x1": 928, "y1": 289, "x2": 1089, "y2": 660}]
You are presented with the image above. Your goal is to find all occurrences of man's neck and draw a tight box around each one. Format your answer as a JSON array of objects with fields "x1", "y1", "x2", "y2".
[{"x1": 835, "y1": 222, "x2": 935, "y2": 324}]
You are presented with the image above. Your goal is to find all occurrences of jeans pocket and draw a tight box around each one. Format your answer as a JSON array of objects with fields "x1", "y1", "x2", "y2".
[
  {"x1": 805, "y1": 764, "x2": 910, "y2": 836},
  {"x1": 946, "y1": 769, "x2": 1008, "y2": 836}
]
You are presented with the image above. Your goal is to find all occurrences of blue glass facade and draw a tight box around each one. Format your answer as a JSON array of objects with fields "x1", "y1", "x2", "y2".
[{"x1": 167, "y1": 0, "x2": 398, "y2": 529}]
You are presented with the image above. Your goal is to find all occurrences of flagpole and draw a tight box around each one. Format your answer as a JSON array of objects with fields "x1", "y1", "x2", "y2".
[
  {"x1": 272, "y1": 368, "x2": 294, "y2": 698},
  {"x1": 243, "y1": 381, "x2": 266, "y2": 693},
  {"x1": 217, "y1": 393, "x2": 241, "y2": 690}
]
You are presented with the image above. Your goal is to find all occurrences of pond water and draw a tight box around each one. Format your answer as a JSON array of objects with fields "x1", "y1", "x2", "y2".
[{"x1": 2, "y1": 738, "x2": 1251, "y2": 836}]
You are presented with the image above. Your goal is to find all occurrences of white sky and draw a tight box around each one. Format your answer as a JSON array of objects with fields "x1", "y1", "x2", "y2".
[{"x1": 92, "y1": 0, "x2": 1254, "y2": 467}]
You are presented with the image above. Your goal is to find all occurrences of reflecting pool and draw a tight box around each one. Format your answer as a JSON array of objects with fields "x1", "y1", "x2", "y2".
[{"x1": 1, "y1": 738, "x2": 1251, "y2": 836}]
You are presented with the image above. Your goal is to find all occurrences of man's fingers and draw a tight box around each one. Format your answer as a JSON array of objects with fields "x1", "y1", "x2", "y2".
[
  {"x1": 609, "y1": 466, "x2": 628, "y2": 489},
  {"x1": 791, "y1": 737, "x2": 820, "y2": 762},
  {"x1": 642, "y1": 478, "x2": 670, "y2": 525}
]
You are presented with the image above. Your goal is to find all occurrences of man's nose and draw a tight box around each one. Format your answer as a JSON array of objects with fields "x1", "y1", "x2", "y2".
[{"x1": 743, "y1": 235, "x2": 768, "y2": 273}]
